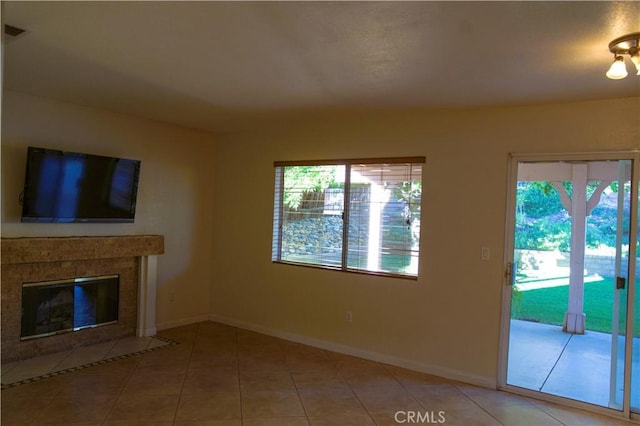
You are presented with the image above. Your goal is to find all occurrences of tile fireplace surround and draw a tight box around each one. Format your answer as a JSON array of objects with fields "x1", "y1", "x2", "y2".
[{"x1": 1, "y1": 235, "x2": 164, "y2": 363}]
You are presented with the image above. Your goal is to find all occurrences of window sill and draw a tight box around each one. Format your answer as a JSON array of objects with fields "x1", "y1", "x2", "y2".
[{"x1": 272, "y1": 260, "x2": 418, "y2": 281}]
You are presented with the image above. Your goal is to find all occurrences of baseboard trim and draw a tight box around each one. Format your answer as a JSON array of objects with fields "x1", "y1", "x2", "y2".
[
  {"x1": 136, "y1": 326, "x2": 157, "y2": 337},
  {"x1": 208, "y1": 314, "x2": 496, "y2": 389},
  {"x1": 156, "y1": 314, "x2": 209, "y2": 331}
]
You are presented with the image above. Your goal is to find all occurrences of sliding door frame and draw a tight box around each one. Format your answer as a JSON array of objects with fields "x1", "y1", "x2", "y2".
[{"x1": 497, "y1": 150, "x2": 639, "y2": 421}]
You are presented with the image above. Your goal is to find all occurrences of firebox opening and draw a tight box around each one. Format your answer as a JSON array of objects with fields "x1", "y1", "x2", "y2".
[{"x1": 21, "y1": 275, "x2": 119, "y2": 340}]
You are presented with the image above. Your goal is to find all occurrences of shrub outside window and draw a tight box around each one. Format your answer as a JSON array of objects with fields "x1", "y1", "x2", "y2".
[{"x1": 272, "y1": 157, "x2": 424, "y2": 278}]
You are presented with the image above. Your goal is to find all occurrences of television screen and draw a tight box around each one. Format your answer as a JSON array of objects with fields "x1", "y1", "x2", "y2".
[{"x1": 21, "y1": 147, "x2": 141, "y2": 223}]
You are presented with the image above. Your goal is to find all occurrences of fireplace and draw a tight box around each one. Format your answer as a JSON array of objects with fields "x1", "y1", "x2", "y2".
[
  {"x1": 21, "y1": 275, "x2": 120, "y2": 340},
  {"x1": 1, "y1": 235, "x2": 164, "y2": 363}
]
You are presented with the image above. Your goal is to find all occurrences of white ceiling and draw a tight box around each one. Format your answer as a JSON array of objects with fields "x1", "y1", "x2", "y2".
[{"x1": 3, "y1": 1, "x2": 640, "y2": 134}]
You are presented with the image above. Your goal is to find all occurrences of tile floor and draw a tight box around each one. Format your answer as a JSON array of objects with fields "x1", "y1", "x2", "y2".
[{"x1": 1, "y1": 321, "x2": 638, "y2": 425}]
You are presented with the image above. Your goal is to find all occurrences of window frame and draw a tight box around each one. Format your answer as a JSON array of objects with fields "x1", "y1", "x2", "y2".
[{"x1": 272, "y1": 156, "x2": 425, "y2": 279}]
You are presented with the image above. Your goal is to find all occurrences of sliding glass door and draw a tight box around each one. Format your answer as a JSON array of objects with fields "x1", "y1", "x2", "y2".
[{"x1": 500, "y1": 153, "x2": 638, "y2": 419}]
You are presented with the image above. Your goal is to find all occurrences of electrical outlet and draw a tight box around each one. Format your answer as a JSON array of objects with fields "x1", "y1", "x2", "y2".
[{"x1": 345, "y1": 310, "x2": 352, "y2": 322}]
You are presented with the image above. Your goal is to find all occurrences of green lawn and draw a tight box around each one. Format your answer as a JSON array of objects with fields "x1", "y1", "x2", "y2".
[{"x1": 512, "y1": 277, "x2": 640, "y2": 337}]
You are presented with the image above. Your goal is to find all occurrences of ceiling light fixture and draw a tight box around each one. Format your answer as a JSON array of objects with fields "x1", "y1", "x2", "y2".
[{"x1": 606, "y1": 32, "x2": 640, "y2": 79}]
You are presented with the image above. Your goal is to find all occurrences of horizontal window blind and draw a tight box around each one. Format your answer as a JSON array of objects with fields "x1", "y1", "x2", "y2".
[
  {"x1": 346, "y1": 163, "x2": 422, "y2": 276},
  {"x1": 272, "y1": 157, "x2": 424, "y2": 278},
  {"x1": 272, "y1": 164, "x2": 344, "y2": 267}
]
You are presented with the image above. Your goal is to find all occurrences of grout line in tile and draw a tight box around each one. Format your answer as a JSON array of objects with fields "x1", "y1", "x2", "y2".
[
  {"x1": 289, "y1": 360, "x2": 310, "y2": 422},
  {"x1": 100, "y1": 343, "x2": 143, "y2": 425},
  {"x1": 170, "y1": 324, "x2": 197, "y2": 425},
  {"x1": 340, "y1": 363, "x2": 380, "y2": 426},
  {"x1": 236, "y1": 325, "x2": 245, "y2": 425},
  {"x1": 51, "y1": 340, "x2": 115, "y2": 372},
  {"x1": 453, "y1": 383, "x2": 509, "y2": 426},
  {"x1": 49, "y1": 345, "x2": 75, "y2": 375},
  {"x1": 0, "y1": 336, "x2": 177, "y2": 390},
  {"x1": 1, "y1": 361, "x2": 20, "y2": 377}
]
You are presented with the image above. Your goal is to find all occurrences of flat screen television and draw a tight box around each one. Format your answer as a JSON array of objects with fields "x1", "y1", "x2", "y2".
[{"x1": 21, "y1": 147, "x2": 141, "y2": 223}]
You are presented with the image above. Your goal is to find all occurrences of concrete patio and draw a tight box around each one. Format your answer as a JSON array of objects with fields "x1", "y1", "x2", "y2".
[{"x1": 507, "y1": 319, "x2": 640, "y2": 411}]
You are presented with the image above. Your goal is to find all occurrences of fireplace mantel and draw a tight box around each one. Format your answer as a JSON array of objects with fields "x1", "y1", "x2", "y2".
[
  {"x1": 1, "y1": 235, "x2": 164, "y2": 362},
  {"x1": 1, "y1": 235, "x2": 164, "y2": 264}
]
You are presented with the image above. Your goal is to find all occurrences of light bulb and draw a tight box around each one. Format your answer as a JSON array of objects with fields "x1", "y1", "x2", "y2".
[
  {"x1": 630, "y1": 53, "x2": 640, "y2": 75},
  {"x1": 606, "y1": 56, "x2": 628, "y2": 79}
]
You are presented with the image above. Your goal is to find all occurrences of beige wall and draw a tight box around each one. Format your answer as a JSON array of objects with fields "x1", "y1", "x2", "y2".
[
  {"x1": 3, "y1": 90, "x2": 638, "y2": 387},
  {"x1": 1, "y1": 90, "x2": 216, "y2": 328},
  {"x1": 211, "y1": 98, "x2": 640, "y2": 386}
]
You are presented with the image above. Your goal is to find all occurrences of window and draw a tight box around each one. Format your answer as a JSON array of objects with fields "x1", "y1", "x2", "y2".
[{"x1": 272, "y1": 157, "x2": 424, "y2": 278}]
